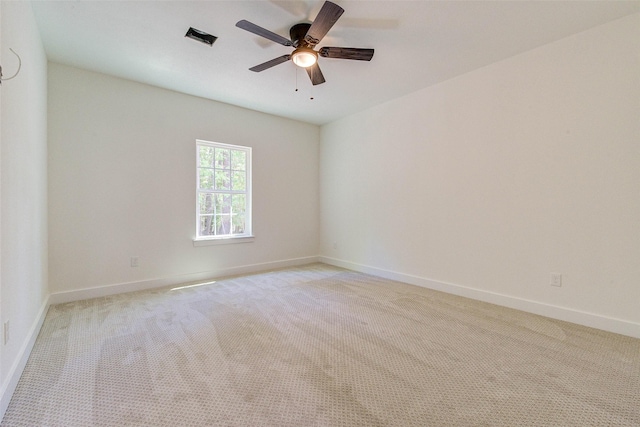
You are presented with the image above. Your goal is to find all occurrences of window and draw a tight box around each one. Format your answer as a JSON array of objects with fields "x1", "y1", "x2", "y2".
[{"x1": 196, "y1": 140, "x2": 252, "y2": 241}]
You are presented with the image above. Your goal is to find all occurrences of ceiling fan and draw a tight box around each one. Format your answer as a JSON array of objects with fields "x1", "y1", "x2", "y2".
[{"x1": 236, "y1": 1, "x2": 374, "y2": 85}]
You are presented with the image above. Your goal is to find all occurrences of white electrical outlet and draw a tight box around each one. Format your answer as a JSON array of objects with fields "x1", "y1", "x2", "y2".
[
  {"x1": 550, "y1": 272, "x2": 562, "y2": 287},
  {"x1": 4, "y1": 321, "x2": 9, "y2": 345},
  {"x1": 130, "y1": 257, "x2": 139, "y2": 268}
]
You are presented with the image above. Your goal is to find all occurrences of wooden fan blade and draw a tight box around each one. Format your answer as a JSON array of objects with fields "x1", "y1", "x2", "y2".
[
  {"x1": 236, "y1": 20, "x2": 292, "y2": 47},
  {"x1": 319, "y1": 47, "x2": 374, "y2": 61},
  {"x1": 304, "y1": 1, "x2": 344, "y2": 46},
  {"x1": 249, "y1": 55, "x2": 291, "y2": 72},
  {"x1": 306, "y1": 63, "x2": 326, "y2": 85}
]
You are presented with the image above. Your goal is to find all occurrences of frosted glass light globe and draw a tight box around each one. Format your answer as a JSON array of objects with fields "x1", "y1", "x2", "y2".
[{"x1": 292, "y1": 49, "x2": 318, "y2": 68}]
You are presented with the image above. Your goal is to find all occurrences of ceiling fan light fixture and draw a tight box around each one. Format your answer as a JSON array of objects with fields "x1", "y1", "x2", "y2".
[{"x1": 291, "y1": 48, "x2": 318, "y2": 68}]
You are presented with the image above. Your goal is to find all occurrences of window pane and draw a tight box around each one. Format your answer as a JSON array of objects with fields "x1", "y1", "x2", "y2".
[
  {"x1": 215, "y1": 170, "x2": 230, "y2": 190},
  {"x1": 199, "y1": 146, "x2": 215, "y2": 168},
  {"x1": 232, "y1": 194, "x2": 245, "y2": 214},
  {"x1": 231, "y1": 171, "x2": 246, "y2": 191},
  {"x1": 232, "y1": 212, "x2": 245, "y2": 234},
  {"x1": 231, "y1": 150, "x2": 246, "y2": 171},
  {"x1": 216, "y1": 214, "x2": 231, "y2": 235},
  {"x1": 199, "y1": 193, "x2": 215, "y2": 214},
  {"x1": 215, "y1": 194, "x2": 231, "y2": 214},
  {"x1": 199, "y1": 215, "x2": 215, "y2": 236},
  {"x1": 198, "y1": 169, "x2": 214, "y2": 190},
  {"x1": 232, "y1": 194, "x2": 246, "y2": 234},
  {"x1": 215, "y1": 148, "x2": 230, "y2": 169}
]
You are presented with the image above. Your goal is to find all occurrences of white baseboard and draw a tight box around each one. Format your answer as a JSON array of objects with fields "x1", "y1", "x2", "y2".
[
  {"x1": 320, "y1": 256, "x2": 640, "y2": 339},
  {"x1": 50, "y1": 256, "x2": 320, "y2": 305},
  {"x1": 0, "y1": 295, "x2": 50, "y2": 420}
]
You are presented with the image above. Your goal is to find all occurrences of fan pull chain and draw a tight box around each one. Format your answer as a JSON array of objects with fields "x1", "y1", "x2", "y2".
[{"x1": 292, "y1": 66, "x2": 314, "y2": 100}]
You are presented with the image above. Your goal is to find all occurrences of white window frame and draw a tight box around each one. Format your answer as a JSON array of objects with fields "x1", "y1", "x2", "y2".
[{"x1": 194, "y1": 139, "x2": 253, "y2": 245}]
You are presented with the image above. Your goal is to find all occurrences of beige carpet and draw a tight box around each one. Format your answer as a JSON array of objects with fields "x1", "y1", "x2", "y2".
[{"x1": 2, "y1": 264, "x2": 639, "y2": 426}]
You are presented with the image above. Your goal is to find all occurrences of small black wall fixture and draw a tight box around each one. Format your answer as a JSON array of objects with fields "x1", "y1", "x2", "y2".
[
  {"x1": 185, "y1": 27, "x2": 217, "y2": 46},
  {"x1": 0, "y1": 48, "x2": 21, "y2": 85}
]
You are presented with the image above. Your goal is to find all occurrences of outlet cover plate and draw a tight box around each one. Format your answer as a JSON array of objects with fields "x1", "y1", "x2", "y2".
[{"x1": 550, "y1": 272, "x2": 562, "y2": 287}]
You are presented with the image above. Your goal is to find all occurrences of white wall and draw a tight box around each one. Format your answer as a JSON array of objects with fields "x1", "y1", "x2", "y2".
[
  {"x1": 320, "y1": 14, "x2": 640, "y2": 337},
  {"x1": 0, "y1": 0, "x2": 49, "y2": 415},
  {"x1": 48, "y1": 64, "x2": 319, "y2": 297}
]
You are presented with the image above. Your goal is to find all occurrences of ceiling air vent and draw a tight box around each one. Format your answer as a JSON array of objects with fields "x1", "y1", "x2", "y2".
[{"x1": 185, "y1": 27, "x2": 217, "y2": 46}]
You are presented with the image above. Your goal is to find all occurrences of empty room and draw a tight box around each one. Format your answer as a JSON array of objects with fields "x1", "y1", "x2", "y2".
[{"x1": 1, "y1": 0, "x2": 639, "y2": 425}]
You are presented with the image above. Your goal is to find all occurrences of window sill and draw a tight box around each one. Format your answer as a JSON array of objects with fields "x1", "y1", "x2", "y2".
[{"x1": 193, "y1": 236, "x2": 255, "y2": 247}]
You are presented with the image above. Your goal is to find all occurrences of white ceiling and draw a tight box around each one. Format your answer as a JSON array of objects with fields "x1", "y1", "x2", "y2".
[{"x1": 31, "y1": 0, "x2": 640, "y2": 125}]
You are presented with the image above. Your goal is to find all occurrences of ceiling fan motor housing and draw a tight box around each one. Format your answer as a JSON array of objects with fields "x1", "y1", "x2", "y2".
[{"x1": 290, "y1": 23, "x2": 312, "y2": 48}]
